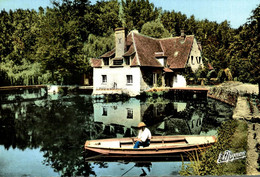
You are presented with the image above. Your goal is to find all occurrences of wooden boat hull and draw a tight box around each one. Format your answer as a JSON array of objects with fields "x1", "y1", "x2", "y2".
[{"x1": 84, "y1": 135, "x2": 216, "y2": 159}]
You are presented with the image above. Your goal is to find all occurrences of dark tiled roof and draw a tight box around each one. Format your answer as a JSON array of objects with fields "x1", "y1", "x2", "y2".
[
  {"x1": 126, "y1": 41, "x2": 133, "y2": 46},
  {"x1": 123, "y1": 44, "x2": 135, "y2": 57},
  {"x1": 160, "y1": 36, "x2": 194, "y2": 69},
  {"x1": 132, "y1": 33, "x2": 162, "y2": 67},
  {"x1": 163, "y1": 68, "x2": 173, "y2": 72},
  {"x1": 155, "y1": 52, "x2": 167, "y2": 58},
  {"x1": 91, "y1": 58, "x2": 102, "y2": 67},
  {"x1": 101, "y1": 48, "x2": 115, "y2": 58},
  {"x1": 95, "y1": 31, "x2": 196, "y2": 69},
  {"x1": 131, "y1": 55, "x2": 139, "y2": 66}
]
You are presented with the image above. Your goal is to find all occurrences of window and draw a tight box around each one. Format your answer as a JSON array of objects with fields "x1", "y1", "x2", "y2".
[
  {"x1": 102, "y1": 107, "x2": 107, "y2": 116},
  {"x1": 113, "y1": 59, "x2": 123, "y2": 65},
  {"x1": 125, "y1": 57, "x2": 130, "y2": 65},
  {"x1": 153, "y1": 73, "x2": 157, "y2": 86},
  {"x1": 174, "y1": 75, "x2": 177, "y2": 83},
  {"x1": 102, "y1": 75, "x2": 107, "y2": 83},
  {"x1": 196, "y1": 57, "x2": 199, "y2": 64},
  {"x1": 126, "y1": 75, "x2": 133, "y2": 84},
  {"x1": 199, "y1": 57, "x2": 201, "y2": 64},
  {"x1": 127, "y1": 108, "x2": 133, "y2": 119},
  {"x1": 191, "y1": 56, "x2": 194, "y2": 65},
  {"x1": 103, "y1": 58, "x2": 109, "y2": 65}
]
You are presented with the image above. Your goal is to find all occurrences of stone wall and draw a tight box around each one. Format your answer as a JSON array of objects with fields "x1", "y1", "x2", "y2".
[{"x1": 207, "y1": 83, "x2": 239, "y2": 106}]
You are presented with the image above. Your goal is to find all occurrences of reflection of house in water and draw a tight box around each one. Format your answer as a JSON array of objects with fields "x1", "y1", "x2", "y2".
[
  {"x1": 93, "y1": 98, "x2": 142, "y2": 138},
  {"x1": 92, "y1": 98, "x2": 205, "y2": 138},
  {"x1": 144, "y1": 100, "x2": 205, "y2": 135},
  {"x1": 187, "y1": 111, "x2": 204, "y2": 134},
  {"x1": 94, "y1": 99, "x2": 142, "y2": 127},
  {"x1": 142, "y1": 98, "x2": 187, "y2": 124},
  {"x1": 154, "y1": 118, "x2": 190, "y2": 135}
]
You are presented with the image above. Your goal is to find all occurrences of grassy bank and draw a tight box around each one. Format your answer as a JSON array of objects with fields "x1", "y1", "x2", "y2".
[{"x1": 180, "y1": 119, "x2": 247, "y2": 176}]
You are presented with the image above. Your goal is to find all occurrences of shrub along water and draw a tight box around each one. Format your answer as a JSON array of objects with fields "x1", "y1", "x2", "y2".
[{"x1": 180, "y1": 120, "x2": 247, "y2": 176}]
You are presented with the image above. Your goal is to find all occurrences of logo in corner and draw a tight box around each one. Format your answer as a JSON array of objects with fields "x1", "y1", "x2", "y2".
[{"x1": 217, "y1": 150, "x2": 246, "y2": 163}]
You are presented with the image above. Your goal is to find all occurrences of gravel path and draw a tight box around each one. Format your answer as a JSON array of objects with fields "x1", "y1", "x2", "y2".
[
  {"x1": 224, "y1": 82, "x2": 260, "y2": 175},
  {"x1": 247, "y1": 123, "x2": 260, "y2": 175}
]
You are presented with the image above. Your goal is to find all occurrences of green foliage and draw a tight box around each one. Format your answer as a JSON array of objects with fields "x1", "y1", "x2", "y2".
[
  {"x1": 195, "y1": 65, "x2": 206, "y2": 79},
  {"x1": 35, "y1": 6, "x2": 88, "y2": 84},
  {"x1": 83, "y1": 30, "x2": 115, "y2": 59},
  {"x1": 183, "y1": 66, "x2": 196, "y2": 85},
  {"x1": 0, "y1": 1, "x2": 259, "y2": 86},
  {"x1": 0, "y1": 58, "x2": 51, "y2": 85},
  {"x1": 141, "y1": 19, "x2": 171, "y2": 38},
  {"x1": 85, "y1": 0, "x2": 121, "y2": 36},
  {"x1": 121, "y1": 0, "x2": 160, "y2": 31},
  {"x1": 180, "y1": 120, "x2": 247, "y2": 176},
  {"x1": 161, "y1": 11, "x2": 187, "y2": 36},
  {"x1": 217, "y1": 68, "x2": 233, "y2": 82},
  {"x1": 157, "y1": 73, "x2": 162, "y2": 86}
]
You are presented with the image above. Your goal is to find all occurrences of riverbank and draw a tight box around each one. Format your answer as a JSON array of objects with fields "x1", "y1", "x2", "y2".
[
  {"x1": 180, "y1": 82, "x2": 260, "y2": 176},
  {"x1": 180, "y1": 119, "x2": 248, "y2": 176},
  {"x1": 206, "y1": 82, "x2": 260, "y2": 175}
]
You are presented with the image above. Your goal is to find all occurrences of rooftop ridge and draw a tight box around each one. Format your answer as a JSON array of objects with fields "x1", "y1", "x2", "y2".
[
  {"x1": 131, "y1": 32, "x2": 140, "y2": 66},
  {"x1": 129, "y1": 31, "x2": 194, "y2": 41}
]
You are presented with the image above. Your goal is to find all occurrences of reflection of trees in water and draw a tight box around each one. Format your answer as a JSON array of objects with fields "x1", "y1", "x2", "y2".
[
  {"x1": 142, "y1": 98, "x2": 232, "y2": 135},
  {"x1": 0, "y1": 95, "x2": 96, "y2": 176},
  {"x1": 0, "y1": 95, "x2": 233, "y2": 176}
]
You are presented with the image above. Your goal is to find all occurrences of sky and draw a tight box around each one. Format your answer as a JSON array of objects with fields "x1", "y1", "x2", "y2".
[{"x1": 0, "y1": 0, "x2": 259, "y2": 28}]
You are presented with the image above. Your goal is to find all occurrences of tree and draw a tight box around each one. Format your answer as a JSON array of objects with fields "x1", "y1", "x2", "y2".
[
  {"x1": 84, "y1": 0, "x2": 121, "y2": 36},
  {"x1": 141, "y1": 19, "x2": 171, "y2": 38},
  {"x1": 83, "y1": 30, "x2": 115, "y2": 59},
  {"x1": 227, "y1": 4, "x2": 259, "y2": 97},
  {"x1": 0, "y1": 9, "x2": 46, "y2": 85},
  {"x1": 35, "y1": 6, "x2": 87, "y2": 84},
  {"x1": 161, "y1": 10, "x2": 187, "y2": 36},
  {"x1": 121, "y1": 0, "x2": 160, "y2": 31}
]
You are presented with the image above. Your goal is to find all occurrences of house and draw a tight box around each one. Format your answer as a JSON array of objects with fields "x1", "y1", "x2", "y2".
[{"x1": 91, "y1": 28, "x2": 204, "y2": 96}]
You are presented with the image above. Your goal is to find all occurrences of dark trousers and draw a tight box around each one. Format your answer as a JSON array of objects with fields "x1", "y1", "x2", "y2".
[{"x1": 133, "y1": 139, "x2": 150, "y2": 149}]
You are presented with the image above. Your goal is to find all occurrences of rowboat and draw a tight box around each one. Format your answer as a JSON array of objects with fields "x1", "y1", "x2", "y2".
[{"x1": 84, "y1": 135, "x2": 216, "y2": 160}]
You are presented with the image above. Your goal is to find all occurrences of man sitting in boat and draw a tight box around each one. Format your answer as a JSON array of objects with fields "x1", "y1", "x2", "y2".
[{"x1": 133, "y1": 122, "x2": 152, "y2": 149}]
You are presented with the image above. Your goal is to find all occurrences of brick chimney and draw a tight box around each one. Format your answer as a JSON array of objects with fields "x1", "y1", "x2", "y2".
[{"x1": 115, "y1": 28, "x2": 125, "y2": 58}]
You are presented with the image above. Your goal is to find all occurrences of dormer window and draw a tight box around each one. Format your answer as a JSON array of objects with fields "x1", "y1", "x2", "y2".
[
  {"x1": 157, "y1": 58, "x2": 167, "y2": 67},
  {"x1": 155, "y1": 52, "x2": 167, "y2": 67},
  {"x1": 125, "y1": 57, "x2": 130, "y2": 65},
  {"x1": 103, "y1": 58, "x2": 109, "y2": 65},
  {"x1": 113, "y1": 59, "x2": 123, "y2": 65}
]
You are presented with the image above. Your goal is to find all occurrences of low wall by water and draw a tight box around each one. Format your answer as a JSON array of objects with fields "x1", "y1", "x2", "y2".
[
  {"x1": 207, "y1": 86, "x2": 238, "y2": 106},
  {"x1": 208, "y1": 82, "x2": 259, "y2": 107},
  {"x1": 0, "y1": 85, "x2": 47, "y2": 103}
]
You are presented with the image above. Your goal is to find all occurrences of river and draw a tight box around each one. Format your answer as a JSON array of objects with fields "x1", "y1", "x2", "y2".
[{"x1": 0, "y1": 92, "x2": 233, "y2": 176}]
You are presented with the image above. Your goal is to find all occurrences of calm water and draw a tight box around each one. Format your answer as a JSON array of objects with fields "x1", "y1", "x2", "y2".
[{"x1": 0, "y1": 92, "x2": 233, "y2": 176}]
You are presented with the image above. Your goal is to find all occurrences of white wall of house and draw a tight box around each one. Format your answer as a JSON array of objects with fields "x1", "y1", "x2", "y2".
[
  {"x1": 172, "y1": 74, "x2": 187, "y2": 87},
  {"x1": 93, "y1": 66, "x2": 141, "y2": 96},
  {"x1": 188, "y1": 39, "x2": 204, "y2": 72}
]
